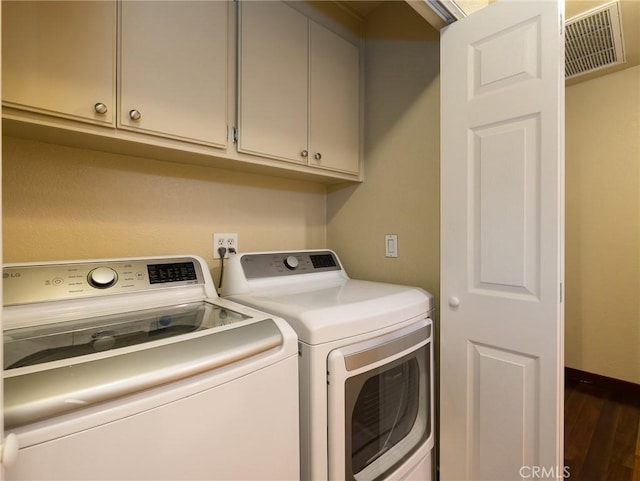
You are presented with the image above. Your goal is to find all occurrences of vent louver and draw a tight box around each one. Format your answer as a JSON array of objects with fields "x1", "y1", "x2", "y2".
[{"x1": 565, "y1": 1, "x2": 626, "y2": 79}]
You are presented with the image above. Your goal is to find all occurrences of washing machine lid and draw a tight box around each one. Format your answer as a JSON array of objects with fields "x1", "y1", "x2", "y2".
[
  {"x1": 3, "y1": 301, "x2": 286, "y2": 429},
  {"x1": 227, "y1": 278, "x2": 432, "y2": 345},
  {"x1": 4, "y1": 301, "x2": 251, "y2": 370}
]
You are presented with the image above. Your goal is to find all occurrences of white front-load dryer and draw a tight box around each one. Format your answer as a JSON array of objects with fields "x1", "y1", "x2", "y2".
[{"x1": 223, "y1": 250, "x2": 435, "y2": 481}]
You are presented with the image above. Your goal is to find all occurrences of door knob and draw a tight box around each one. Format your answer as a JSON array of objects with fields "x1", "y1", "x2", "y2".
[
  {"x1": 448, "y1": 297, "x2": 460, "y2": 308},
  {"x1": 129, "y1": 109, "x2": 142, "y2": 121}
]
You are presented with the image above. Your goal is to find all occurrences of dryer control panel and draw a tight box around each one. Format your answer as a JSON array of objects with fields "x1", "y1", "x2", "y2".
[{"x1": 240, "y1": 250, "x2": 341, "y2": 279}]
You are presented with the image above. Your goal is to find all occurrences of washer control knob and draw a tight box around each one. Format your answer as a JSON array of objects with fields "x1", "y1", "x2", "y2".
[
  {"x1": 284, "y1": 255, "x2": 299, "y2": 270},
  {"x1": 88, "y1": 267, "x2": 118, "y2": 289}
]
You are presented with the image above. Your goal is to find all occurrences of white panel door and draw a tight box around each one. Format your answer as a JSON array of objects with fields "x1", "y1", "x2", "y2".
[{"x1": 440, "y1": 1, "x2": 565, "y2": 480}]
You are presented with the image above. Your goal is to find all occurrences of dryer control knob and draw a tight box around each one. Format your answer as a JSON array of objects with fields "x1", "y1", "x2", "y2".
[
  {"x1": 88, "y1": 267, "x2": 118, "y2": 289},
  {"x1": 284, "y1": 256, "x2": 299, "y2": 270}
]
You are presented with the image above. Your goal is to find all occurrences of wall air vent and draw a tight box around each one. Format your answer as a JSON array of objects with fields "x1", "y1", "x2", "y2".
[{"x1": 565, "y1": 1, "x2": 626, "y2": 79}]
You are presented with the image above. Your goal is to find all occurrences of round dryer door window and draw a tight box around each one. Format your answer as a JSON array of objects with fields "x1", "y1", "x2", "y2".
[{"x1": 327, "y1": 320, "x2": 433, "y2": 481}]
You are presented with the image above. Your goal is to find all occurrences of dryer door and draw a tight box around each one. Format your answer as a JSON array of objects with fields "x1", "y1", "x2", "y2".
[{"x1": 327, "y1": 319, "x2": 434, "y2": 481}]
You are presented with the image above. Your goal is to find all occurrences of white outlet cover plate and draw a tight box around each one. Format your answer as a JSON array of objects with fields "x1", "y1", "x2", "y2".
[{"x1": 213, "y1": 233, "x2": 238, "y2": 258}]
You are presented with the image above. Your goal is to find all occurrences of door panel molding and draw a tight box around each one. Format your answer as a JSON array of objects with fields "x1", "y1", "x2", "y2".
[{"x1": 470, "y1": 113, "x2": 541, "y2": 299}]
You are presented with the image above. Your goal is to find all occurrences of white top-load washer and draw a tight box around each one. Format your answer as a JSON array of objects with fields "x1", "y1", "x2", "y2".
[
  {"x1": 223, "y1": 250, "x2": 435, "y2": 481},
  {"x1": 3, "y1": 255, "x2": 299, "y2": 481}
]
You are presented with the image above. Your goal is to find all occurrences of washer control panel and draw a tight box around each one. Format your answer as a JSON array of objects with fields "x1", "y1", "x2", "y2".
[
  {"x1": 3, "y1": 257, "x2": 205, "y2": 306},
  {"x1": 240, "y1": 251, "x2": 341, "y2": 279}
]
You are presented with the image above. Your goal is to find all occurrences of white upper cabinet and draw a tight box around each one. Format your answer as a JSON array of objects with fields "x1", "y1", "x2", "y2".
[
  {"x1": 238, "y1": 1, "x2": 308, "y2": 164},
  {"x1": 119, "y1": 1, "x2": 228, "y2": 148},
  {"x1": 2, "y1": 1, "x2": 116, "y2": 126},
  {"x1": 238, "y1": 1, "x2": 360, "y2": 175},
  {"x1": 308, "y1": 21, "x2": 360, "y2": 174},
  {"x1": 2, "y1": 0, "x2": 361, "y2": 182}
]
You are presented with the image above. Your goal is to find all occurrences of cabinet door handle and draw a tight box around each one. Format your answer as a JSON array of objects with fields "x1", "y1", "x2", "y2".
[
  {"x1": 129, "y1": 109, "x2": 142, "y2": 121},
  {"x1": 94, "y1": 103, "x2": 108, "y2": 115},
  {"x1": 300, "y1": 150, "x2": 308, "y2": 158},
  {"x1": 314, "y1": 152, "x2": 322, "y2": 160}
]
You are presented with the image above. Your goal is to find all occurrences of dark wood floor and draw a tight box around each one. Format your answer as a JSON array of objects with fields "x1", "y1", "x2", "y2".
[{"x1": 565, "y1": 373, "x2": 640, "y2": 481}]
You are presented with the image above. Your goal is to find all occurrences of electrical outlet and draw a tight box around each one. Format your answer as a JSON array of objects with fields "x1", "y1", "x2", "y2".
[{"x1": 213, "y1": 233, "x2": 238, "y2": 259}]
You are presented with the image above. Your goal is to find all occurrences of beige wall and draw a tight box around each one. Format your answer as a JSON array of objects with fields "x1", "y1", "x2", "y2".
[
  {"x1": 565, "y1": 65, "x2": 640, "y2": 384},
  {"x1": 3, "y1": 137, "x2": 327, "y2": 276},
  {"x1": 327, "y1": 2, "x2": 440, "y2": 301}
]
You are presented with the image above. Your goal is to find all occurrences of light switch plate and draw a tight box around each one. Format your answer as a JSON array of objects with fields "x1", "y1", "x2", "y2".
[{"x1": 385, "y1": 234, "x2": 398, "y2": 258}]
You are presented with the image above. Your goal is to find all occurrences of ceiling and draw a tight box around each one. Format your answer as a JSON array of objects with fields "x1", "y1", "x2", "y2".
[
  {"x1": 341, "y1": 0, "x2": 639, "y2": 84},
  {"x1": 339, "y1": 0, "x2": 384, "y2": 18}
]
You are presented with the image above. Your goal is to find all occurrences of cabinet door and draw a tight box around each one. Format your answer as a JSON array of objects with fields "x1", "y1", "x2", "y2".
[
  {"x1": 119, "y1": 1, "x2": 228, "y2": 148},
  {"x1": 238, "y1": 1, "x2": 308, "y2": 164},
  {"x1": 309, "y1": 22, "x2": 360, "y2": 174},
  {"x1": 2, "y1": 1, "x2": 116, "y2": 126}
]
